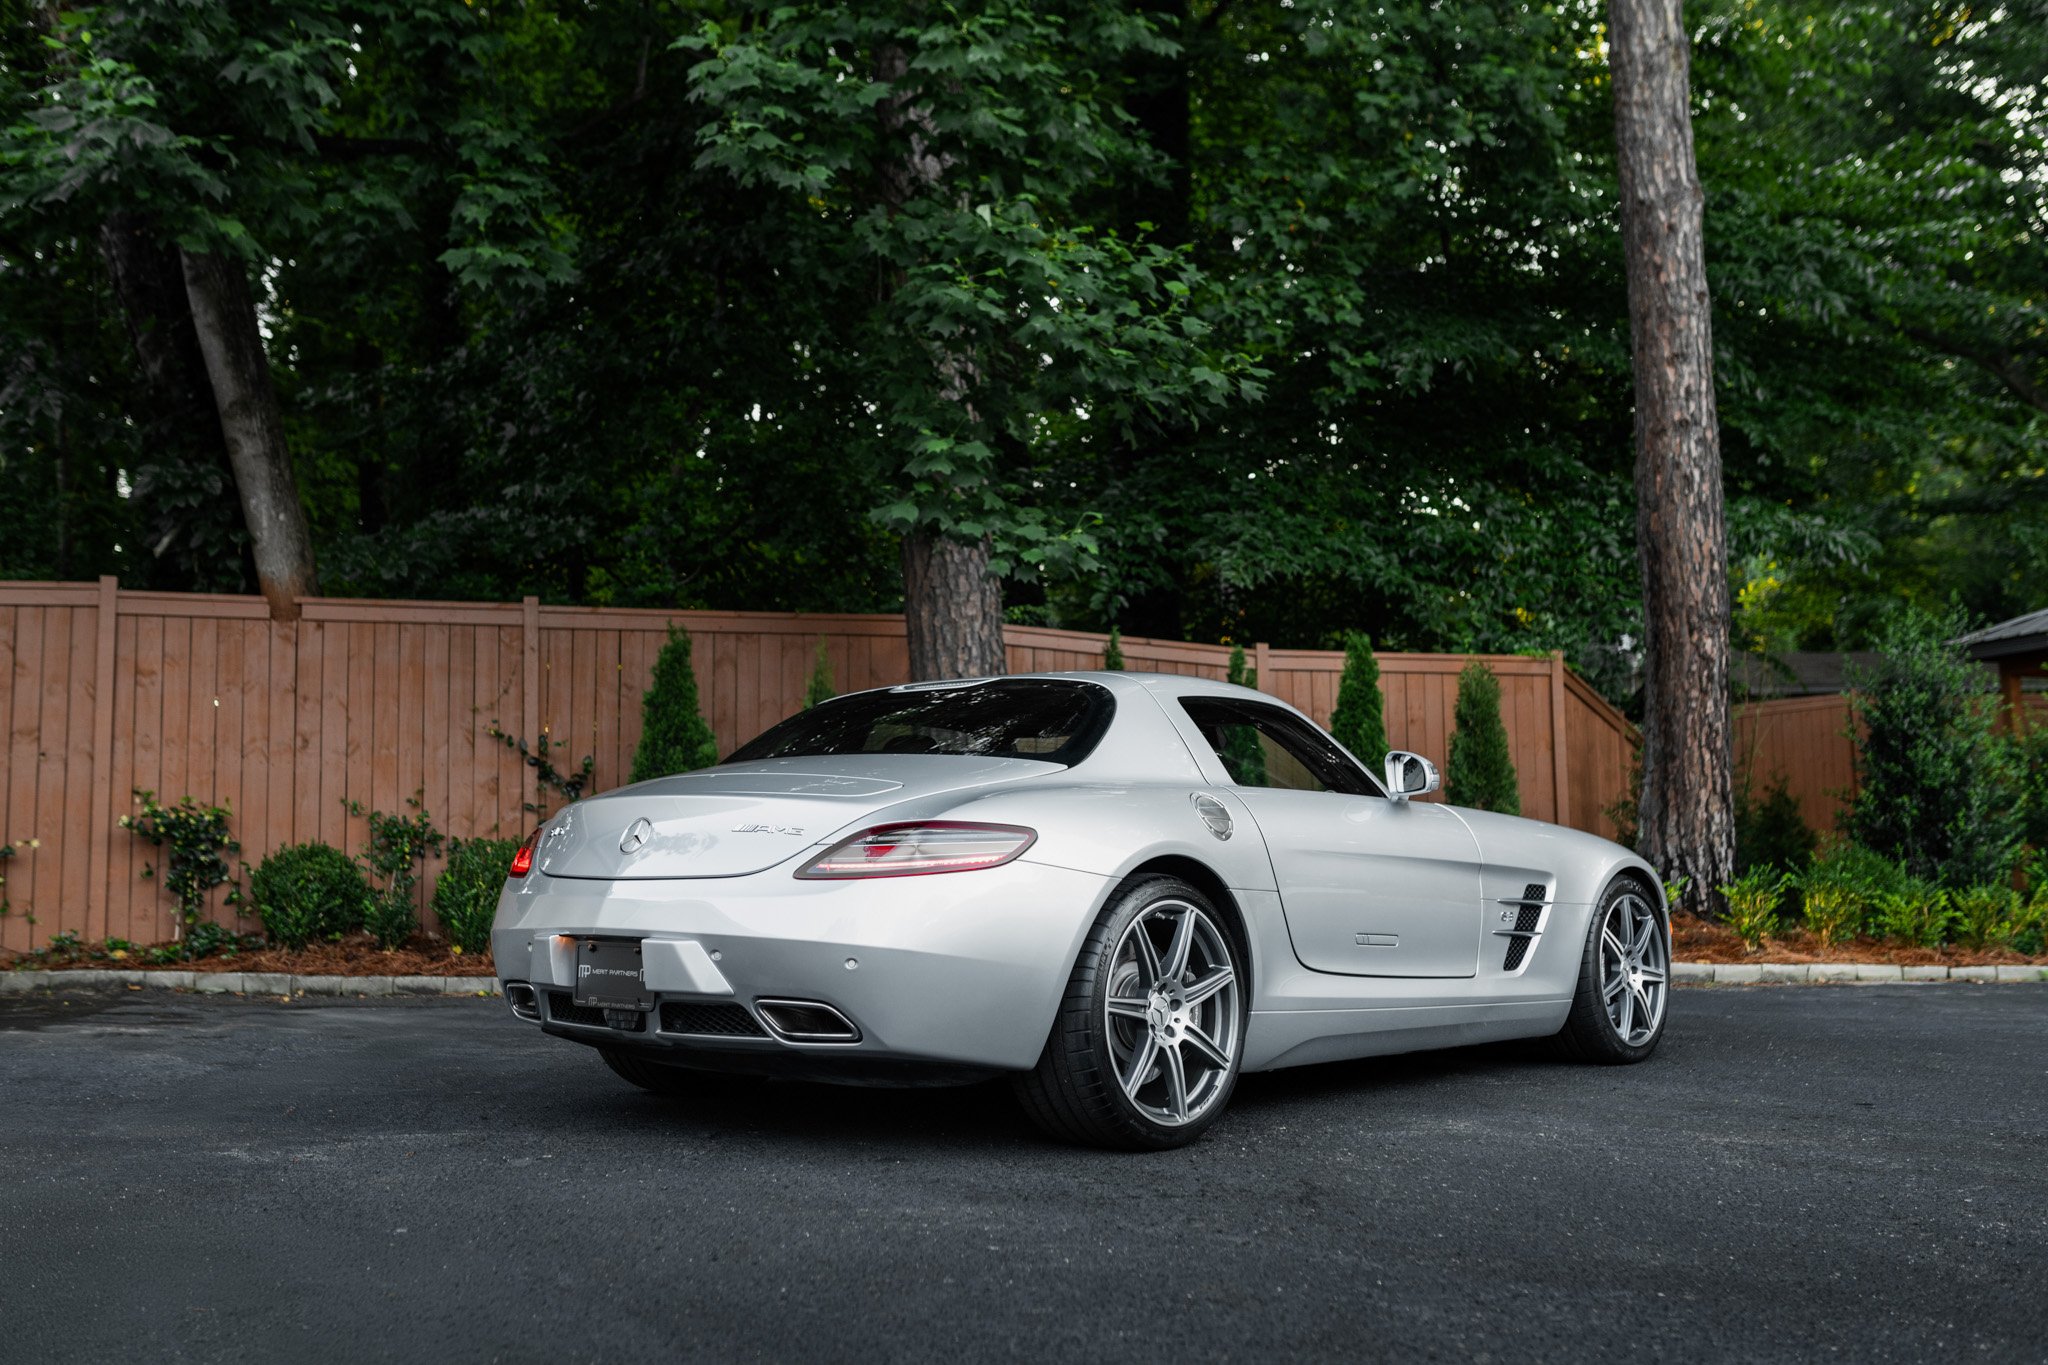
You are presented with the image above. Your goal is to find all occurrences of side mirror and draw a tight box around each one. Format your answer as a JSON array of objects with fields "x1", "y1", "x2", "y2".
[{"x1": 1384, "y1": 750, "x2": 1440, "y2": 802}]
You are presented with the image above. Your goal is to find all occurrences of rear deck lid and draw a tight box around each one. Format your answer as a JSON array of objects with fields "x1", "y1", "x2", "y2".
[{"x1": 534, "y1": 755, "x2": 1056, "y2": 880}]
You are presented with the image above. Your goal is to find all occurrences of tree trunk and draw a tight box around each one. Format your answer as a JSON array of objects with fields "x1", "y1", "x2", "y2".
[
  {"x1": 1610, "y1": 0, "x2": 1735, "y2": 915},
  {"x1": 902, "y1": 531, "x2": 1007, "y2": 679},
  {"x1": 876, "y1": 41, "x2": 1008, "y2": 680},
  {"x1": 180, "y1": 249, "x2": 321, "y2": 619}
]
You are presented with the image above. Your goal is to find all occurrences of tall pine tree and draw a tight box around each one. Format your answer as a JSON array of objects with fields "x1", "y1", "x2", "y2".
[
  {"x1": 1448, "y1": 662, "x2": 1521, "y2": 814},
  {"x1": 631, "y1": 628, "x2": 720, "y2": 781},
  {"x1": 1330, "y1": 632, "x2": 1389, "y2": 767}
]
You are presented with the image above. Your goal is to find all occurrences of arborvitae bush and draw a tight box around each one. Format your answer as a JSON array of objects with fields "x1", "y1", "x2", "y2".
[
  {"x1": 433, "y1": 837, "x2": 520, "y2": 955},
  {"x1": 250, "y1": 843, "x2": 371, "y2": 950},
  {"x1": 803, "y1": 638, "x2": 837, "y2": 709},
  {"x1": 1735, "y1": 773, "x2": 1817, "y2": 874},
  {"x1": 1329, "y1": 631, "x2": 1388, "y2": 767},
  {"x1": 631, "y1": 627, "x2": 720, "y2": 781},
  {"x1": 1222, "y1": 644, "x2": 1265, "y2": 783},
  {"x1": 1102, "y1": 626, "x2": 1125, "y2": 671},
  {"x1": 1447, "y1": 662, "x2": 1520, "y2": 814},
  {"x1": 1846, "y1": 607, "x2": 2018, "y2": 887}
]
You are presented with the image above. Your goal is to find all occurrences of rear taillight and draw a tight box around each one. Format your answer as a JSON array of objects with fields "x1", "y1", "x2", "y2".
[
  {"x1": 794, "y1": 822, "x2": 1037, "y2": 879},
  {"x1": 508, "y1": 826, "x2": 541, "y2": 879}
]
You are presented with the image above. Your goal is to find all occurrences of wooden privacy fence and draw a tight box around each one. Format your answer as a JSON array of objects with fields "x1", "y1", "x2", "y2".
[
  {"x1": 0, "y1": 580, "x2": 1636, "y2": 951},
  {"x1": 1736, "y1": 692, "x2": 2048, "y2": 835}
]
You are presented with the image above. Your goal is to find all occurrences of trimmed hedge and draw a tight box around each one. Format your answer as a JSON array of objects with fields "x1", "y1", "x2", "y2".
[
  {"x1": 433, "y1": 837, "x2": 520, "y2": 955},
  {"x1": 250, "y1": 842, "x2": 372, "y2": 950}
]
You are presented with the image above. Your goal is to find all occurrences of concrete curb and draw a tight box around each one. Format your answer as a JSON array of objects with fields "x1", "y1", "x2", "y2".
[
  {"x1": 1670, "y1": 962, "x2": 2048, "y2": 984},
  {"x1": 0, "y1": 969, "x2": 498, "y2": 997}
]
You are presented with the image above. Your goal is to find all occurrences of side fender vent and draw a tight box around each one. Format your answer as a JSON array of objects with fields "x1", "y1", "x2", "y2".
[{"x1": 1497, "y1": 884, "x2": 1550, "y2": 972}]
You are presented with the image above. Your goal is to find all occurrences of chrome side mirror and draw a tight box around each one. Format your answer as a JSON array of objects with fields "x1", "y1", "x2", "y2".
[{"x1": 1384, "y1": 750, "x2": 1440, "y2": 802}]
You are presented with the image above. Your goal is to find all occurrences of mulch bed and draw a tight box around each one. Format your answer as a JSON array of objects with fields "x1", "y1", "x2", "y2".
[
  {"x1": 1671, "y1": 915, "x2": 2047, "y2": 967},
  {"x1": 2, "y1": 933, "x2": 496, "y2": 977}
]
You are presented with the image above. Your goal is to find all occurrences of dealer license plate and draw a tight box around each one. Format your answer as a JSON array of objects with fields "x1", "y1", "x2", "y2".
[{"x1": 572, "y1": 937, "x2": 651, "y2": 1011}]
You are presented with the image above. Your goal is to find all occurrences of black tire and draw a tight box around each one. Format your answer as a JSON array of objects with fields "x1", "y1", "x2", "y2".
[
  {"x1": 1013, "y1": 875, "x2": 1247, "y2": 1151},
  {"x1": 600, "y1": 1047, "x2": 762, "y2": 1098},
  {"x1": 1552, "y1": 876, "x2": 1670, "y2": 1064}
]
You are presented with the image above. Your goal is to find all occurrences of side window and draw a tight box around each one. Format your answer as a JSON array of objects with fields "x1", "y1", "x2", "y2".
[{"x1": 1179, "y1": 698, "x2": 1381, "y2": 797}]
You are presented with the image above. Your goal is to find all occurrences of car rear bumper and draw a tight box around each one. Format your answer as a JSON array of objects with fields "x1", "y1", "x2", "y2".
[{"x1": 491, "y1": 859, "x2": 1108, "y2": 1074}]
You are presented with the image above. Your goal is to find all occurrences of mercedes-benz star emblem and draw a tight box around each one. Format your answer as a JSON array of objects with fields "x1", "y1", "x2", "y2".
[{"x1": 619, "y1": 817, "x2": 653, "y2": 855}]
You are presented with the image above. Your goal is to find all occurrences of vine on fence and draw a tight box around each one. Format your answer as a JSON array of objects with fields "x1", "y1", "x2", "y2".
[
  {"x1": 484, "y1": 722, "x2": 596, "y2": 818},
  {"x1": 118, "y1": 791, "x2": 242, "y2": 958},
  {"x1": 344, "y1": 791, "x2": 445, "y2": 949},
  {"x1": 0, "y1": 837, "x2": 40, "y2": 929}
]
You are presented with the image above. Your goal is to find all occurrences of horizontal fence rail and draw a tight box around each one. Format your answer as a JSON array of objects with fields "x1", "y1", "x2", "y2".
[{"x1": 0, "y1": 581, "x2": 1638, "y2": 950}]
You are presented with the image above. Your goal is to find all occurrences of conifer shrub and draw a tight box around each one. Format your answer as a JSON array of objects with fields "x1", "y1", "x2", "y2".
[
  {"x1": 1735, "y1": 773, "x2": 1817, "y2": 874},
  {"x1": 631, "y1": 627, "x2": 720, "y2": 781},
  {"x1": 1446, "y1": 661, "x2": 1519, "y2": 814},
  {"x1": 1222, "y1": 645, "x2": 1265, "y2": 784},
  {"x1": 250, "y1": 843, "x2": 371, "y2": 950},
  {"x1": 1102, "y1": 627, "x2": 1125, "y2": 671},
  {"x1": 433, "y1": 837, "x2": 520, "y2": 955},
  {"x1": 803, "y1": 638, "x2": 836, "y2": 709},
  {"x1": 1846, "y1": 607, "x2": 2018, "y2": 887},
  {"x1": 1329, "y1": 632, "x2": 1389, "y2": 768}
]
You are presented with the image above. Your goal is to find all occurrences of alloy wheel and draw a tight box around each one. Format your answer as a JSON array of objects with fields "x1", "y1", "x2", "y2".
[
  {"x1": 1103, "y1": 899, "x2": 1241, "y2": 1126},
  {"x1": 1599, "y1": 890, "x2": 1667, "y2": 1046}
]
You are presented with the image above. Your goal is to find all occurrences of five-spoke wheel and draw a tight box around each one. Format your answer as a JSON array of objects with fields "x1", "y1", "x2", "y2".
[
  {"x1": 1016, "y1": 875, "x2": 1247, "y2": 1149},
  {"x1": 1555, "y1": 877, "x2": 1670, "y2": 1062}
]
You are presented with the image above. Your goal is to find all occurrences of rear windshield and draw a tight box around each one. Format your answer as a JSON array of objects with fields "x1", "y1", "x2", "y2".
[{"x1": 726, "y1": 679, "x2": 1115, "y2": 768}]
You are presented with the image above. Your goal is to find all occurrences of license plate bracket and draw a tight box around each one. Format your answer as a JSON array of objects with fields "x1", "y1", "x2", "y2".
[{"x1": 572, "y1": 937, "x2": 651, "y2": 1011}]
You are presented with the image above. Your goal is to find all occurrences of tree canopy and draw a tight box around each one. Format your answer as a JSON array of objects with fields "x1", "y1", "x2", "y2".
[{"x1": 3, "y1": 0, "x2": 2042, "y2": 704}]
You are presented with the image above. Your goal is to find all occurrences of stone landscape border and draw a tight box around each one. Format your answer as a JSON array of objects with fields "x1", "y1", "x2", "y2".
[{"x1": 4, "y1": 964, "x2": 2047, "y2": 997}]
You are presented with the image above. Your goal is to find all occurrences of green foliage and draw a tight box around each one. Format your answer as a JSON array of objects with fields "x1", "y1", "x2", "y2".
[
  {"x1": 1718, "y1": 869, "x2": 1788, "y2": 951},
  {"x1": 344, "y1": 793, "x2": 443, "y2": 950},
  {"x1": 2005, "y1": 723, "x2": 2048, "y2": 853},
  {"x1": 433, "y1": 837, "x2": 519, "y2": 956},
  {"x1": 0, "y1": 838, "x2": 34, "y2": 927},
  {"x1": 1949, "y1": 884, "x2": 2031, "y2": 953},
  {"x1": 1735, "y1": 774, "x2": 1818, "y2": 875},
  {"x1": 631, "y1": 628, "x2": 719, "y2": 781},
  {"x1": 486, "y1": 722, "x2": 595, "y2": 818},
  {"x1": 249, "y1": 843, "x2": 371, "y2": 950},
  {"x1": 1101, "y1": 628, "x2": 1125, "y2": 672},
  {"x1": 119, "y1": 790, "x2": 241, "y2": 958},
  {"x1": 1795, "y1": 841, "x2": 1915, "y2": 943},
  {"x1": 1447, "y1": 663, "x2": 1520, "y2": 815},
  {"x1": 1219, "y1": 645, "x2": 1266, "y2": 785},
  {"x1": 1869, "y1": 881, "x2": 1957, "y2": 951},
  {"x1": 1846, "y1": 607, "x2": 2020, "y2": 888},
  {"x1": 1329, "y1": 634, "x2": 1388, "y2": 769},
  {"x1": 803, "y1": 639, "x2": 837, "y2": 710}
]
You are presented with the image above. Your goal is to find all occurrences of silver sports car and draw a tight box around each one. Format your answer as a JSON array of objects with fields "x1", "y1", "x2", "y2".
[{"x1": 492, "y1": 672, "x2": 1669, "y2": 1149}]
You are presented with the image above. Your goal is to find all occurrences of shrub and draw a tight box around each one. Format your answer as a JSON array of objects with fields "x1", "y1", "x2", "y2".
[
  {"x1": 1795, "y1": 841, "x2": 1910, "y2": 942},
  {"x1": 1447, "y1": 662, "x2": 1519, "y2": 814},
  {"x1": 1102, "y1": 626, "x2": 1125, "y2": 671},
  {"x1": 1735, "y1": 773, "x2": 1817, "y2": 875},
  {"x1": 2005, "y1": 722, "x2": 2048, "y2": 852},
  {"x1": 1718, "y1": 868, "x2": 1786, "y2": 950},
  {"x1": 250, "y1": 843, "x2": 372, "y2": 949},
  {"x1": 1222, "y1": 645, "x2": 1266, "y2": 784},
  {"x1": 346, "y1": 794, "x2": 444, "y2": 950},
  {"x1": 1329, "y1": 631, "x2": 1388, "y2": 767},
  {"x1": 803, "y1": 638, "x2": 837, "y2": 709},
  {"x1": 1846, "y1": 607, "x2": 2019, "y2": 887},
  {"x1": 434, "y1": 837, "x2": 519, "y2": 956},
  {"x1": 1950, "y1": 883, "x2": 2027, "y2": 951},
  {"x1": 1869, "y1": 880, "x2": 1955, "y2": 949},
  {"x1": 631, "y1": 626, "x2": 719, "y2": 781}
]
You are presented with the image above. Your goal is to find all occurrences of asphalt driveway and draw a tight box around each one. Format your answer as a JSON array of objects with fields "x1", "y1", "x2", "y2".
[{"x1": 1, "y1": 985, "x2": 2042, "y2": 1363}]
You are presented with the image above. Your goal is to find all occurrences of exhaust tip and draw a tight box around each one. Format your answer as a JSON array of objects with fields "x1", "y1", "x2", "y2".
[
  {"x1": 755, "y1": 999, "x2": 861, "y2": 1043},
  {"x1": 506, "y1": 982, "x2": 540, "y2": 1021}
]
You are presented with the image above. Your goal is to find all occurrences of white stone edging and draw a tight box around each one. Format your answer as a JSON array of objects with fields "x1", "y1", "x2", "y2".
[
  {"x1": 1671, "y1": 961, "x2": 2047, "y2": 984},
  {"x1": 0, "y1": 969, "x2": 497, "y2": 997}
]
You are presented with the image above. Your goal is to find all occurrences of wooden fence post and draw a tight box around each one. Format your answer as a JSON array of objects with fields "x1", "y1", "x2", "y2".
[
  {"x1": 1254, "y1": 642, "x2": 1271, "y2": 690},
  {"x1": 85, "y1": 576, "x2": 119, "y2": 940},
  {"x1": 522, "y1": 596, "x2": 541, "y2": 747},
  {"x1": 1549, "y1": 650, "x2": 1571, "y2": 827}
]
